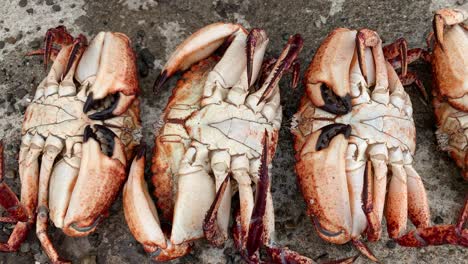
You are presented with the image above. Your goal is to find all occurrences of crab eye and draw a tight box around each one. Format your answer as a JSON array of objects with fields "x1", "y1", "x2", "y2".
[
  {"x1": 320, "y1": 83, "x2": 352, "y2": 115},
  {"x1": 316, "y1": 123, "x2": 351, "y2": 151}
]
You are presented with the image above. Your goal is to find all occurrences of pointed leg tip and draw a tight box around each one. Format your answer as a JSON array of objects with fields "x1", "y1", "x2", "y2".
[{"x1": 153, "y1": 70, "x2": 169, "y2": 93}]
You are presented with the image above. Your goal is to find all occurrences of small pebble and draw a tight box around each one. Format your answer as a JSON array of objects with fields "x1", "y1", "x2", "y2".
[
  {"x1": 26, "y1": 8, "x2": 33, "y2": 14},
  {"x1": 70, "y1": 3, "x2": 76, "y2": 8},
  {"x1": 5, "y1": 37, "x2": 16, "y2": 44},
  {"x1": 434, "y1": 215, "x2": 444, "y2": 224},
  {"x1": 18, "y1": 0, "x2": 27, "y2": 7},
  {"x1": 140, "y1": 48, "x2": 155, "y2": 66},
  {"x1": 34, "y1": 252, "x2": 49, "y2": 263},
  {"x1": 386, "y1": 239, "x2": 397, "y2": 249},
  {"x1": 6, "y1": 104, "x2": 15, "y2": 115},
  {"x1": 29, "y1": 39, "x2": 41, "y2": 49},
  {"x1": 20, "y1": 242, "x2": 30, "y2": 253},
  {"x1": 52, "y1": 4, "x2": 61, "y2": 12},
  {"x1": 45, "y1": 0, "x2": 54, "y2": 5},
  {"x1": 31, "y1": 242, "x2": 40, "y2": 252},
  {"x1": 80, "y1": 255, "x2": 97, "y2": 264},
  {"x1": 0, "y1": 41, "x2": 5, "y2": 49}
]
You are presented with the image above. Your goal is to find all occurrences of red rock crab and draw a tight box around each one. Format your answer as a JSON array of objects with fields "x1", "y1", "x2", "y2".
[
  {"x1": 0, "y1": 26, "x2": 141, "y2": 263},
  {"x1": 292, "y1": 28, "x2": 431, "y2": 261}
]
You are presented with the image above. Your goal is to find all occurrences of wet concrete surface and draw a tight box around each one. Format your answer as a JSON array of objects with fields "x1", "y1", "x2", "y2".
[{"x1": 0, "y1": 0, "x2": 467, "y2": 263}]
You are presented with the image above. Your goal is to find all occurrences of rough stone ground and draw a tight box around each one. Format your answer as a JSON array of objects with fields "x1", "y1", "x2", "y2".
[{"x1": 0, "y1": 0, "x2": 467, "y2": 263}]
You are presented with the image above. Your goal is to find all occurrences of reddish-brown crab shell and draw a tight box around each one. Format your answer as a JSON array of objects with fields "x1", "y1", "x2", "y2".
[
  {"x1": 292, "y1": 27, "x2": 431, "y2": 261},
  {"x1": 0, "y1": 26, "x2": 141, "y2": 264}
]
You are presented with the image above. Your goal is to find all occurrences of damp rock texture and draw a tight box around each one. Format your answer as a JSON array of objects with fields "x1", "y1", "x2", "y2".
[{"x1": 0, "y1": 0, "x2": 467, "y2": 263}]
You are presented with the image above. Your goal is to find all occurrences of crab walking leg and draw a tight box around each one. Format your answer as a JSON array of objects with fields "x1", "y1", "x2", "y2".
[
  {"x1": 245, "y1": 136, "x2": 270, "y2": 258},
  {"x1": 397, "y1": 196, "x2": 467, "y2": 247},
  {"x1": 403, "y1": 152, "x2": 430, "y2": 228},
  {"x1": 386, "y1": 62, "x2": 413, "y2": 117},
  {"x1": 43, "y1": 43, "x2": 76, "y2": 98},
  {"x1": 344, "y1": 138, "x2": 378, "y2": 262},
  {"x1": 367, "y1": 144, "x2": 388, "y2": 227},
  {"x1": 344, "y1": 138, "x2": 368, "y2": 239},
  {"x1": 246, "y1": 34, "x2": 303, "y2": 111},
  {"x1": 356, "y1": 29, "x2": 389, "y2": 105},
  {"x1": 124, "y1": 146, "x2": 191, "y2": 261},
  {"x1": 203, "y1": 172, "x2": 231, "y2": 246},
  {"x1": 171, "y1": 143, "x2": 215, "y2": 244},
  {"x1": 231, "y1": 154, "x2": 254, "y2": 245},
  {"x1": 226, "y1": 30, "x2": 269, "y2": 106},
  {"x1": 201, "y1": 30, "x2": 248, "y2": 106},
  {"x1": 1, "y1": 134, "x2": 43, "y2": 252},
  {"x1": 203, "y1": 150, "x2": 232, "y2": 245},
  {"x1": 260, "y1": 87, "x2": 281, "y2": 123},
  {"x1": 362, "y1": 160, "x2": 382, "y2": 242},
  {"x1": 36, "y1": 136, "x2": 64, "y2": 263},
  {"x1": 48, "y1": 155, "x2": 81, "y2": 228},
  {"x1": 153, "y1": 23, "x2": 244, "y2": 91},
  {"x1": 385, "y1": 148, "x2": 408, "y2": 238},
  {"x1": 0, "y1": 143, "x2": 28, "y2": 223}
]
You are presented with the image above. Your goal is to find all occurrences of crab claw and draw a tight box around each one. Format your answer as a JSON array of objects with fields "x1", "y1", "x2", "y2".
[
  {"x1": 77, "y1": 32, "x2": 139, "y2": 120},
  {"x1": 123, "y1": 145, "x2": 191, "y2": 261},
  {"x1": 304, "y1": 28, "x2": 354, "y2": 115},
  {"x1": 153, "y1": 22, "x2": 244, "y2": 92},
  {"x1": 295, "y1": 124, "x2": 353, "y2": 244},
  {"x1": 62, "y1": 125, "x2": 127, "y2": 236},
  {"x1": 433, "y1": 7, "x2": 468, "y2": 49}
]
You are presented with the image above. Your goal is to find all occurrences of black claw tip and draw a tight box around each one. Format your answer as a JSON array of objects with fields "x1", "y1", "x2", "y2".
[
  {"x1": 83, "y1": 125, "x2": 96, "y2": 143},
  {"x1": 320, "y1": 83, "x2": 352, "y2": 115},
  {"x1": 94, "y1": 124, "x2": 117, "y2": 157},
  {"x1": 87, "y1": 93, "x2": 119, "y2": 120},
  {"x1": 83, "y1": 92, "x2": 95, "y2": 113},
  {"x1": 316, "y1": 124, "x2": 351, "y2": 151},
  {"x1": 153, "y1": 70, "x2": 169, "y2": 93}
]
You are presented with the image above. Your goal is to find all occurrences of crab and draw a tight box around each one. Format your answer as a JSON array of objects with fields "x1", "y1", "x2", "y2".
[
  {"x1": 384, "y1": 7, "x2": 468, "y2": 247},
  {"x1": 291, "y1": 28, "x2": 432, "y2": 261},
  {"x1": 0, "y1": 26, "x2": 141, "y2": 263},
  {"x1": 122, "y1": 22, "x2": 314, "y2": 263}
]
